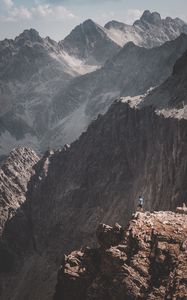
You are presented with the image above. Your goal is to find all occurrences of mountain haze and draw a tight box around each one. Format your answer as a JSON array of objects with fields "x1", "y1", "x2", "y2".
[
  {"x1": 0, "y1": 10, "x2": 187, "y2": 156},
  {"x1": 47, "y1": 33, "x2": 187, "y2": 147}
]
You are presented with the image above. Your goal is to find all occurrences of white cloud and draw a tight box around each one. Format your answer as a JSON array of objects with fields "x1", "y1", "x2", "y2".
[
  {"x1": 96, "y1": 8, "x2": 143, "y2": 27},
  {"x1": 11, "y1": 7, "x2": 32, "y2": 20},
  {"x1": 1, "y1": 1, "x2": 75, "y2": 23},
  {"x1": 32, "y1": 4, "x2": 75, "y2": 20},
  {"x1": 125, "y1": 9, "x2": 143, "y2": 24},
  {"x1": 3, "y1": 0, "x2": 14, "y2": 9}
]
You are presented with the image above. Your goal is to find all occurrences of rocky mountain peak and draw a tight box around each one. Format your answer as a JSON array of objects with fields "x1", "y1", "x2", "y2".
[
  {"x1": 140, "y1": 10, "x2": 162, "y2": 25},
  {"x1": 15, "y1": 28, "x2": 43, "y2": 46},
  {"x1": 61, "y1": 18, "x2": 120, "y2": 63},
  {"x1": 82, "y1": 19, "x2": 98, "y2": 28},
  {"x1": 54, "y1": 211, "x2": 187, "y2": 300}
]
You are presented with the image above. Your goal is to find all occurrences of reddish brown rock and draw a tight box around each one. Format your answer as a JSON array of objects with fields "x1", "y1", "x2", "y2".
[
  {"x1": 96, "y1": 223, "x2": 124, "y2": 248},
  {"x1": 54, "y1": 211, "x2": 187, "y2": 300}
]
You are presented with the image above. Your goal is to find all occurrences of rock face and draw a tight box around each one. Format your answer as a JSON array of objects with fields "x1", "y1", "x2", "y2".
[
  {"x1": 140, "y1": 48, "x2": 187, "y2": 119},
  {"x1": 29, "y1": 102, "x2": 187, "y2": 258},
  {"x1": 61, "y1": 19, "x2": 121, "y2": 65},
  {"x1": 0, "y1": 147, "x2": 39, "y2": 239},
  {"x1": 105, "y1": 10, "x2": 187, "y2": 48},
  {"x1": 0, "y1": 147, "x2": 39, "y2": 298},
  {"x1": 0, "y1": 27, "x2": 104, "y2": 156},
  {"x1": 0, "y1": 102, "x2": 187, "y2": 299},
  {"x1": 54, "y1": 211, "x2": 187, "y2": 300},
  {"x1": 0, "y1": 147, "x2": 39, "y2": 288},
  {"x1": 51, "y1": 34, "x2": 187, "y2": 147}
]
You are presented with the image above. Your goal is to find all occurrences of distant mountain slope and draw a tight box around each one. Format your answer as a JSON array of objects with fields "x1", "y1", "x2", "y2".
[
  {"x1": 1, "y1": 10, "x2": 187, "y2": 155},
  {"x1": 60, "y1": 19, "x2": 121, "y2": 65},
  {"x1": 105, "y1": 10, "x2": 187, "y2": 47},
  {"x1": 140, "y1": 49, "x2": 187, "y2": 119},
  {"x1": 0, "y1": 29, "x2": 102, "y2": 155},
  {"x1": 47, "y1": 34, "x2": 187, "y2": 147}
]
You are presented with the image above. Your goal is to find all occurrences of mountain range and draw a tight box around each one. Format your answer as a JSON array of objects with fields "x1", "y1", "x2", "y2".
[
  {"x1": 0, "y1": 10, "x2": 187, "y2": 156},
  {"x1": 1, "y1": 9, "x2": 187, "y2": 299}
]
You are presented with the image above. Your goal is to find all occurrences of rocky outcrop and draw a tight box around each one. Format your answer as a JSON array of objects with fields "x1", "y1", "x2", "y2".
[
  {"x1": 0, "y1": 147, "x2": 39, "y2": 277},
  {"x1": 176, "y1": 204, "x2": 187, "y2": 214},
  {"x1": 0, "y1": 147, "x2": 39, "y2": 239},
  {"x1": 0, "y1": 147, "x2": 39, "y2": 299},
  {"x1": 54, "y1": 211, "x2": 187, "y2": 300}
]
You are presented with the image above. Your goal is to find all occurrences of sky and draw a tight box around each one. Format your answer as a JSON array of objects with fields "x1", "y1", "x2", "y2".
[{"x1": 0, "y1": 0, "x2": 187, "y2": 41}]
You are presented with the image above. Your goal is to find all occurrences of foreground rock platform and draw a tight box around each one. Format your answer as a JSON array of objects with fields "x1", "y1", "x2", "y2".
[{"x1": 54, "y1": 211, "x2": 187, "y2": 300}]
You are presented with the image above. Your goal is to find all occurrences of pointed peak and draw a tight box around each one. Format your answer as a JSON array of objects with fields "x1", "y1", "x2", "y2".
[
  {"x1": 141, "y1": 10, "x2": 151, "y2": 19},
  {"x1": 82, "y1": 19, "x2": 98, "y2": 28},
  {"x1": 140, "y1": 10, "x2": 161, "y2": 25},
  {"x1": 133, "y1": 10, "x2": 162, "y2": 27},
  {"x1": 15, "y1": 28, "x2": 42, "y2": 44}
]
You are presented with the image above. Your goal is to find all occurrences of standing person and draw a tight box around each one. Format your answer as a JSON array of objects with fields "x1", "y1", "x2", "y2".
[{"x1": 138, "y1": 195, "x2": 144, "y2": 211}]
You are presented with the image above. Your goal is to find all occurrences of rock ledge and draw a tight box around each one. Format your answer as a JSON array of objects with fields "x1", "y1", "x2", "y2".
[{"x1": 54, "y1": 211, "x2": 187, "y2": 300}]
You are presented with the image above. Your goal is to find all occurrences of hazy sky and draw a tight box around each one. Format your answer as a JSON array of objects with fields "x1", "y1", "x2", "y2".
[{"x1": 0, "y1": 0, "x2": 187, "y2": 41}]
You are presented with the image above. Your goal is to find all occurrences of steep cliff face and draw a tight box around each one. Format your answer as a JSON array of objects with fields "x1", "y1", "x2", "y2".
[
  {"x1": 140, "y1": 48, "x2": 187, "y2": 119},
  {"x1": 29, "y1": 102, "x2": 187, "y2": 257},
  {"x1": 54, "y1": 211, "x2": 187, "y2": 300},
  {"x1": 0, "y1": 102, "x2": 187, "y2": 299},
  {"x1": 51, "y1": 34, "x2": 187, "y2": 147},
  {"x1": 0, "y1": 147, "x2": 39, "y2": 239},
  {"x1": 0, "y1": 148, "x2": 39, "y2": 297}
]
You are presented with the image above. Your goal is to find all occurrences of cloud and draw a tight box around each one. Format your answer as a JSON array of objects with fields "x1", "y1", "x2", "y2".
[
  {"x1": 1, "y1": 1, "x2": 76, "y2": 22},
  {"x1": 49, "y1": 0, "x2": 123, "y2": 3},
  {"x1": 96, "y1": 8, "x2": 143, "y2": 26},
  {"x1": 32, "y1": 4, "x2": 75, "y2": 20},
  {"x1": 125, "y1": 9, "x2": 143, "y2": 24},
  {"x1": 3, "y1": 0, "x2": 14, "y2": 9}
]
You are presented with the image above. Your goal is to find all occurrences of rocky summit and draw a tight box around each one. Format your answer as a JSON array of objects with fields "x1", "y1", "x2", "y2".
[{"x1": 54, "y1": 211, "x2": 187, "y2": 300}]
